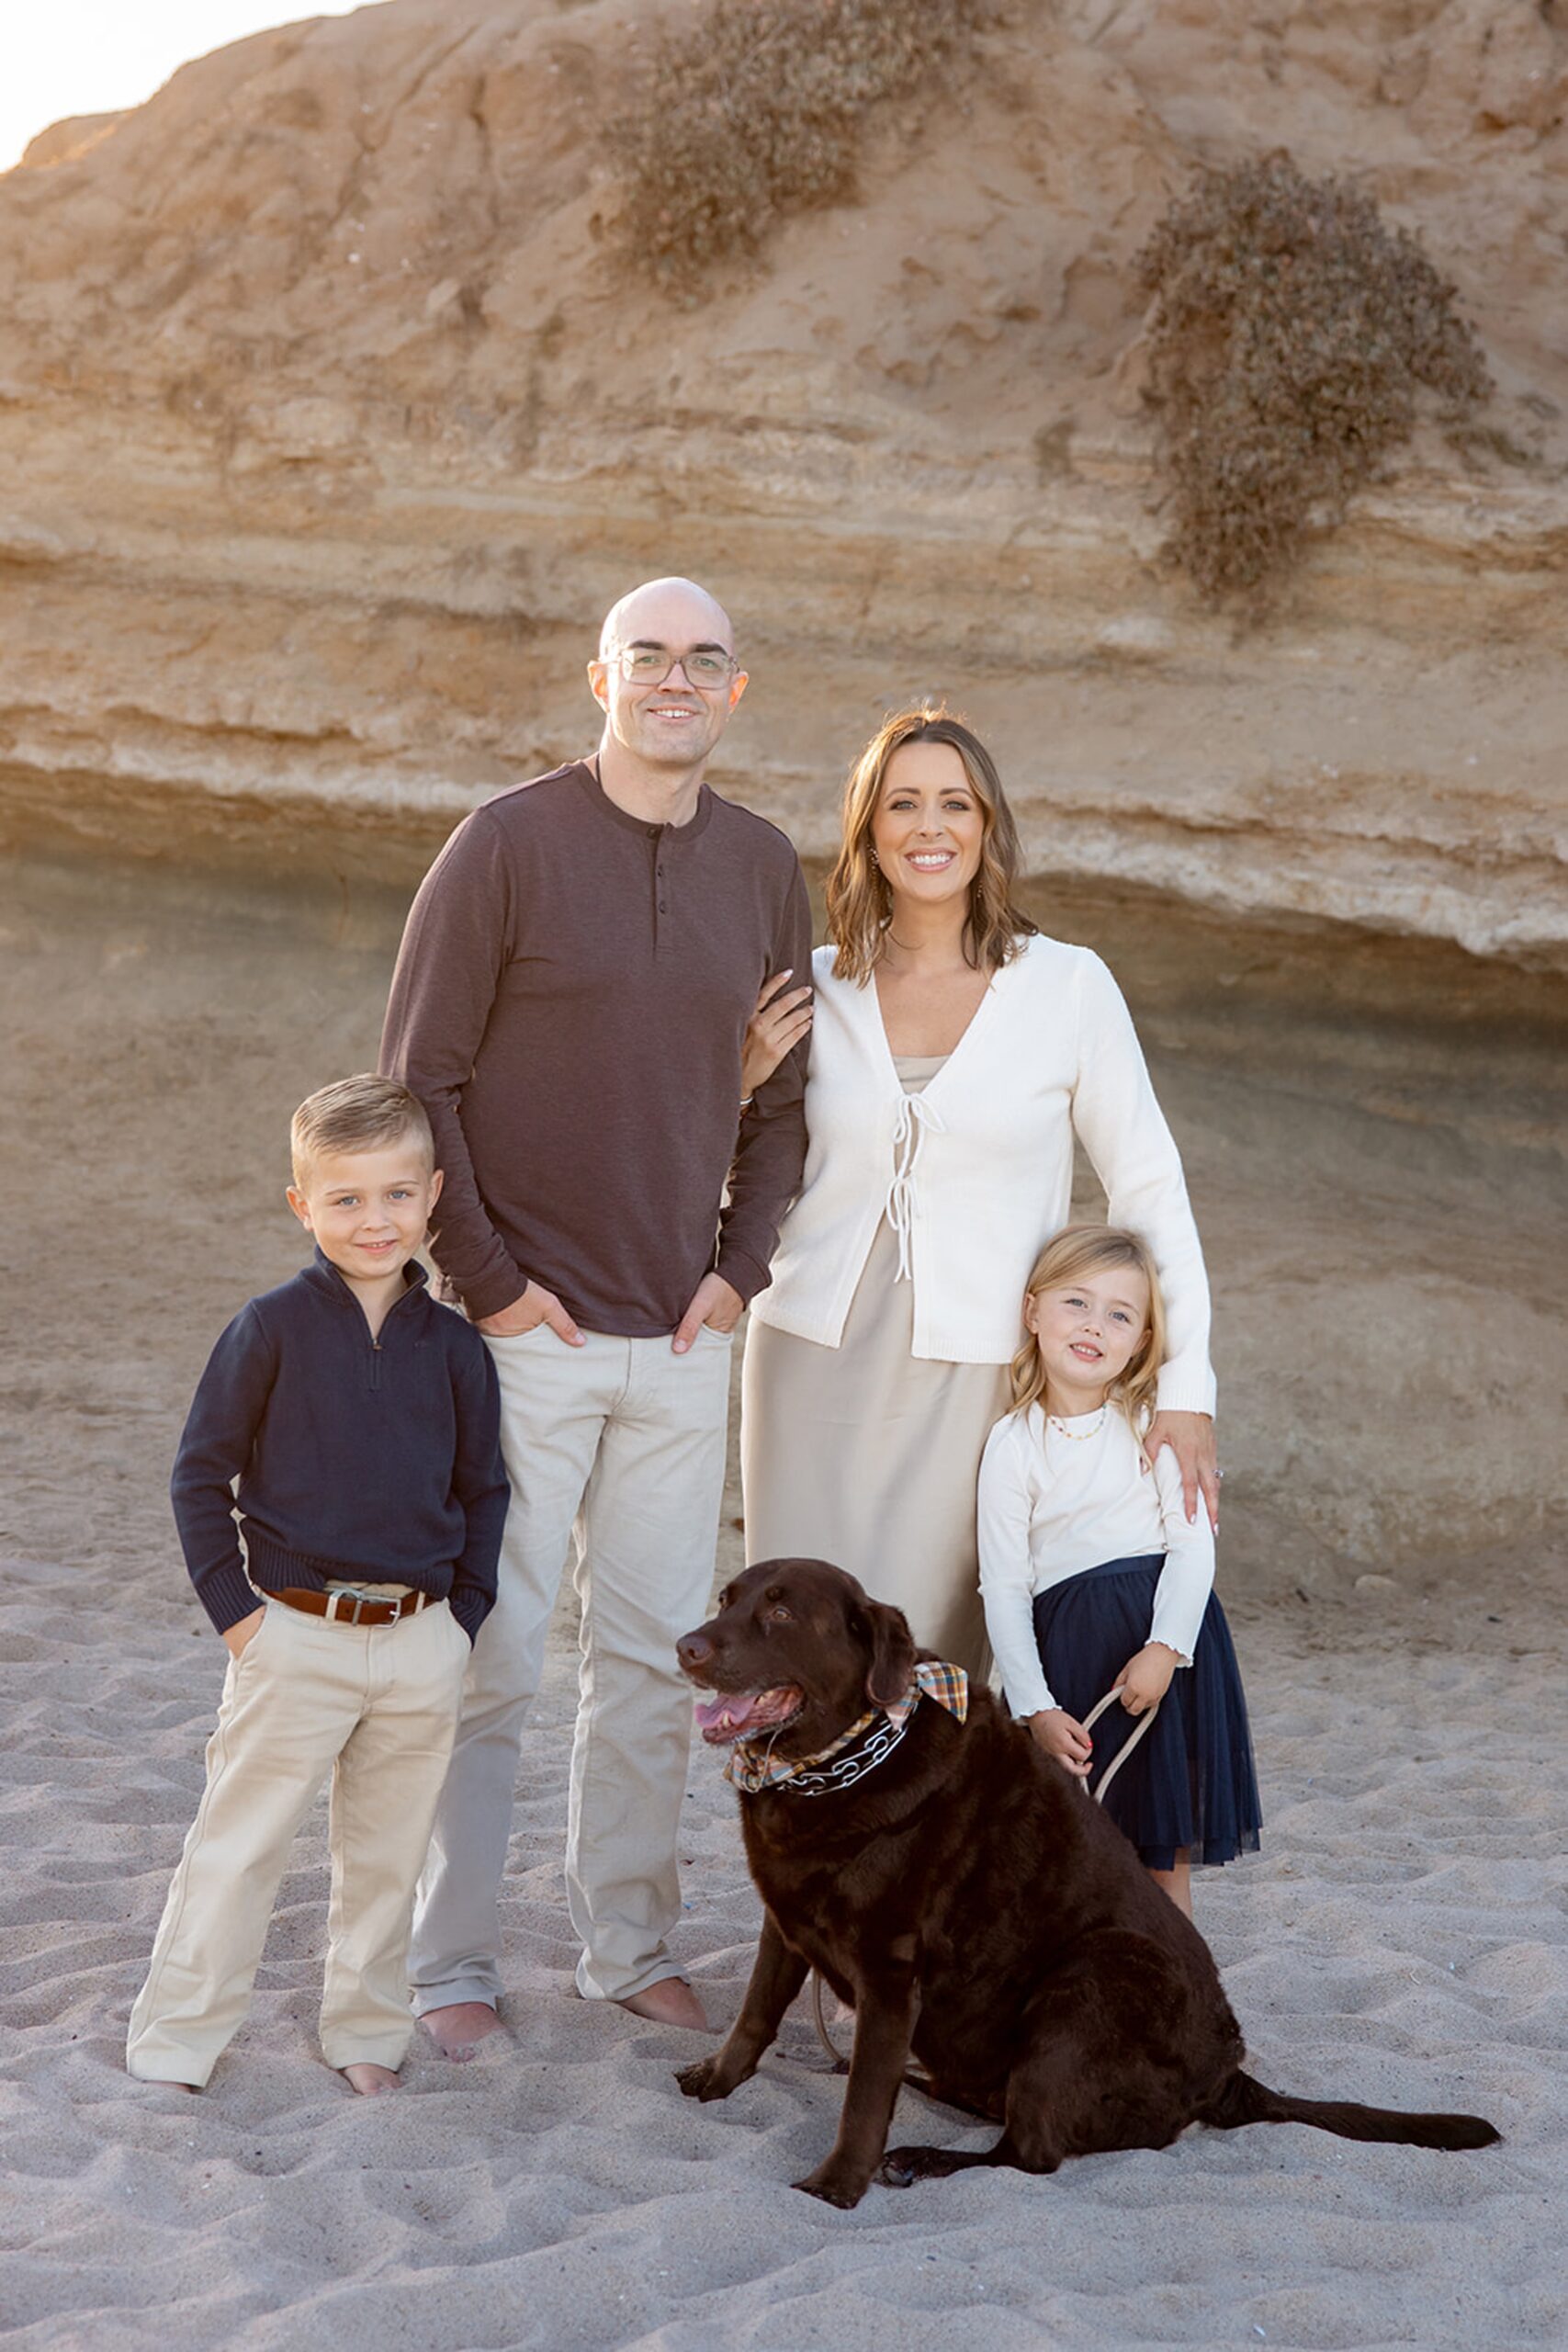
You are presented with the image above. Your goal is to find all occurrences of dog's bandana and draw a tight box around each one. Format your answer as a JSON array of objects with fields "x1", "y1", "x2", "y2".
[{"x1": 725, "y1": 1659, "x2": 969, "y2": 1796}]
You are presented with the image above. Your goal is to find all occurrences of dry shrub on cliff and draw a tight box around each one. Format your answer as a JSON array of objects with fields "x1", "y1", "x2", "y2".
[
  {"x1": 1135, "y1": 153, "x2": 1492, "y2": 606},
  {"x1": 611, "y1": 0, "x2": 986, "y2": 280}
]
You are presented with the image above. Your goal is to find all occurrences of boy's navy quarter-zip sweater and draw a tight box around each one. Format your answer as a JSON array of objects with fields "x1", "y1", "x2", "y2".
[{"x1": 171, "y1": 1248, "x2": 508, "y2": 1642}]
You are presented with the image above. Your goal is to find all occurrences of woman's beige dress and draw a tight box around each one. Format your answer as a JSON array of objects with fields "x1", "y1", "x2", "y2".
[{"x1": 740, "y1": 1055, "x2": 1010, "y2": 1679}]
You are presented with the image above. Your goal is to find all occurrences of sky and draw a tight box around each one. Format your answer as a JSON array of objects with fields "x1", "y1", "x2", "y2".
[{"x1": 2, "y1": 3, "x2": 378, "y2": 171}]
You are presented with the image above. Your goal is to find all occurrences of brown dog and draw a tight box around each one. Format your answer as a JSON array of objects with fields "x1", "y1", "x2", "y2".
[{"x1": 675, "y1": 1558, "x2": 1499, "y2": 2209}]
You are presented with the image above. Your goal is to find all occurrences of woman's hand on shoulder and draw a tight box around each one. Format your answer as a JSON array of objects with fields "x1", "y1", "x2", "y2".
[
  {"x1": 1024, "y1": 1708, "x2": 1093, "y2": 1777},
  {"x1": 740, "y1": 970, "x2": 813, "y2": 1100},
  {"x1": 1143, "y1": 1408, "x2": 1219, "y2": 1532}
]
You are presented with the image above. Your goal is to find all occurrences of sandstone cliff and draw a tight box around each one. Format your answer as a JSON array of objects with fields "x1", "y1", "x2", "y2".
[{"x1": 1, "y1": 0, "x2": 1565, "y2": 966}]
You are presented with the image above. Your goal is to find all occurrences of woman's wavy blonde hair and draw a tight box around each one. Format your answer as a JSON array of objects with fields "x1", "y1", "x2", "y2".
[
  {"x1": 1009, "y1": 1225, "x2": 1167, "y2": 1429},
  {"x1": 825, "y1": 707, "x2": 1037, "y2": 982}
]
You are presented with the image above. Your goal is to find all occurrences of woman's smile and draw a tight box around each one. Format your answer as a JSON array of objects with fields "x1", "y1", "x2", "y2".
[{"x1": 871, "y1": 740, "x2": 986, "y2": 906}]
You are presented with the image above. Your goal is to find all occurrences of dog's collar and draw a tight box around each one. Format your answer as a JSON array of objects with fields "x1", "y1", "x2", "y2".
[{"x1": 725, "y1": 1660, "x2": 968, "y2": 1796}]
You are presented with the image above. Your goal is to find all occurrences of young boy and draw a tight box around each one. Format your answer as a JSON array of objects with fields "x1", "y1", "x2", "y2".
[{"x1": 127, "y1": 1074, "x2": 507, "y2": 2096}]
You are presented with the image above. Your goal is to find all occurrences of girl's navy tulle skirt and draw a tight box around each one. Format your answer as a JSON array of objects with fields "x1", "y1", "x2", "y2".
[{"x1": 1031, "y1": 1554, "x2": 1261, "y2": 1871}]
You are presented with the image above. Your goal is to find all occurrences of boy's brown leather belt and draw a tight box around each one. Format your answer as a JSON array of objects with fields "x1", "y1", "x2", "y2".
[{"x1": 272, "y1": 1587, "x2": 433, "y2": 1627}]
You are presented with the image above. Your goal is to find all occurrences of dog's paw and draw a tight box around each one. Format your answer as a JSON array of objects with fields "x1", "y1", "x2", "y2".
[
  {"x1": 879, "y1": 2143, "x2": 954, "y2": 2187},
  {"x1": 792, "y1": 2165, "x2": 869, "y2": 2209},
  {"x1": 673, "y1": 2058, "x2": 725, "y2": 2101}
]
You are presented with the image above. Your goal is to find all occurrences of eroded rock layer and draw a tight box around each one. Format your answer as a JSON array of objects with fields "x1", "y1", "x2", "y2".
[{"x1": 1, "y1": 0, "x2": 1565, "y2": 967}]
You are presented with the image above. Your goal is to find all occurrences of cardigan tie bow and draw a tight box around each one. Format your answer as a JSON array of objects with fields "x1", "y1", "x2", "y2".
[{"x1": 886, "y1": 1091, "x2": 947, "y2": 1281}]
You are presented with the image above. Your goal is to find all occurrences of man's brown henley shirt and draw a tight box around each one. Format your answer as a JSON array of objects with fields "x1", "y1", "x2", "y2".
[{"x1": 380, "y1": 760, "x2": 811, "y2": 1334}]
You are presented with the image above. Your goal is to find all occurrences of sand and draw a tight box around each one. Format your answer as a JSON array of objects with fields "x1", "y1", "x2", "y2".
[{"x1": 2, "y1": 851, "x2": 1564, "y2": 2352}]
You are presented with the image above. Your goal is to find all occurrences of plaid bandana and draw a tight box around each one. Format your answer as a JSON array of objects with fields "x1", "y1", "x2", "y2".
[{"x1": 725, "y1": 1659, "x2": 969, "y2": 1796}]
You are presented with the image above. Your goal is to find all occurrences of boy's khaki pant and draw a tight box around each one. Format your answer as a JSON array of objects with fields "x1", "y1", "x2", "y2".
[
  {"x1": 409, "y1": 1325, "x2": 731, "y2": 2011},
  {"x1": 127, "y1": 1595, "x2": 469, "y2": 2086}
]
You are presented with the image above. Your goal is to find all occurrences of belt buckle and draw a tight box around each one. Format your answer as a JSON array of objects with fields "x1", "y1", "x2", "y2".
[
  {"x1": 324, "y1": 1584, "x2": 421, "y2": 1625},
  {"x1": 325, "y1": 1588, "x2": 379, "y2": 1625}
]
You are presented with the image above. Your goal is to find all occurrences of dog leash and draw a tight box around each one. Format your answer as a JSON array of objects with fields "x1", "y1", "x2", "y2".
[
  {"x1": 1078, "y1": 1682, "x2": 1160, "y2": 1803},
  {"x1": 808, "y1": 1679, "x2": 1160, "y2": 2069}
]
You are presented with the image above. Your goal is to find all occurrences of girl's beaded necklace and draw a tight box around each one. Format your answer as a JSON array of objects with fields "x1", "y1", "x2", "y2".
[{"x1": 1046, "y1": 1403, "x2": 1108, "y2": 1442}]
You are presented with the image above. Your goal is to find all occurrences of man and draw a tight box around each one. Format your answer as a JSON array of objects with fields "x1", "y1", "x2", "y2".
[{"x1": 381, "y1": 578, "x2": 810, "y2": 2052}]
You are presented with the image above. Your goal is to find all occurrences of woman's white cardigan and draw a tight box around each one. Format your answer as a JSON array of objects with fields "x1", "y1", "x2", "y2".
[{"x1": 749, "y1": 934, "x2": 1216, "y2": 1413}]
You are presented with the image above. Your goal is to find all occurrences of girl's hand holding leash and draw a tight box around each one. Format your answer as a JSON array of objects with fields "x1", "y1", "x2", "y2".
[
  {"x1": 1115, "y1": 1643, "x2": 1179, "y2": 1716},
  {"x1": 1025, "y1": 1708, "x2": 1094, "y2": 1778}
]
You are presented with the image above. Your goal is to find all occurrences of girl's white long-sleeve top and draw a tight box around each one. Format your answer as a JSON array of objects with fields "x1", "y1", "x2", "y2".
[
  {"x1": 976, "y1": 1403, "x2": 1216, "y2": 1719},
  {"x1": 749, "y1": 934, "x2": 1215, "y2": 1409}
]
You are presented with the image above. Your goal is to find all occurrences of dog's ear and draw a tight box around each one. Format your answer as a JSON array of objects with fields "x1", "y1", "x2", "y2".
[{"x1": 861, "y1": 1599, "x2": 917, "y2": 1709}]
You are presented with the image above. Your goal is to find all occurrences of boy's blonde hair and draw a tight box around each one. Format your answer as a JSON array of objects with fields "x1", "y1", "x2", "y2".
[
  {"x1": 1009, "y1": 1224, "x2": 1167, "y2": 1427},
  {"x1": 289, "y1": 1073, "x2": 434, "y2": 1186}
]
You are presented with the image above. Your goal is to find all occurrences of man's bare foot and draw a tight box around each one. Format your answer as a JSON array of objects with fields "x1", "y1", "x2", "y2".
[
  {"x1": 419, "y1": 2001, "x2": 506, "y2": 2062},
  {"x1": 615, "y1": 1977, "x2": 711, "y2": 2031},
  {"x1": 340, "y1": 2062, "x2": 400, "y2": 2096}
]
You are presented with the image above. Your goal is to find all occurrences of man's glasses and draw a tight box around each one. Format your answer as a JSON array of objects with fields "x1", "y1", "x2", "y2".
[{"x1": 611, "y1": 645, "x2": 739, "y2": 688}]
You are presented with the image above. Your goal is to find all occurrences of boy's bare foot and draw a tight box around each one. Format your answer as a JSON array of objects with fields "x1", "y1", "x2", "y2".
[
  {"x1": 340, "y1": 2063, "x2": 400, "y2": 2096},
  {"x1": 419, "y1": 2001, "x2": 506, "y2": 2061},
  {"x1": 615, "y1": 1977, "x2": 710, "y2": 2031}
]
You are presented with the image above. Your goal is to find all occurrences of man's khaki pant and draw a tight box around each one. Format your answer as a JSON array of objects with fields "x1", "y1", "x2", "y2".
[
  {"x1": 409, "y1": 1325, "x2": 731, "y2": 2009},
  {"x1": 127, "y1": 1596, "x2": 469, "y2": 2086}
]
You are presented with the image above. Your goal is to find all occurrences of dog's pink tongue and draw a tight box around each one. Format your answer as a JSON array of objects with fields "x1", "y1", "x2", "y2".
[
  {"x1": 693, "y1": 1692, "x2": 741, "y2": 1733},
  {"x1": 693, "y1": 1688, "x2": 796, "y2": 1744}
]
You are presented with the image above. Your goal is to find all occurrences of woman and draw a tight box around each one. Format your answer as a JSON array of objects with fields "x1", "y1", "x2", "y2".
[{"x1": 740, "y1": 707, "x2": 1218, "y2": 1678}]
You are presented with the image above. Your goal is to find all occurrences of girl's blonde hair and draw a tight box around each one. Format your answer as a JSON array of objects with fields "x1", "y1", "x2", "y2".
[
  {"x1": 824, "y1": 707, "x2": 1038, "y2": 983},
  {"x1": 1009, "y1": 1224, "x2": 1167, "y2": 1427}
]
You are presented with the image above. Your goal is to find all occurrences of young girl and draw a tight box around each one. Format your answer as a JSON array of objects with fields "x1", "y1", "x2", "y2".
[{"x1": 976, "y1": 1224, "x2": 1259, "y2": 1918}]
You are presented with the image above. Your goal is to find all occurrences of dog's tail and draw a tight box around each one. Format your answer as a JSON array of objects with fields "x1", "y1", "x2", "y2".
[{"x1": 1206, "y1": 2069, "x2": 1499, "y2": 2152}]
